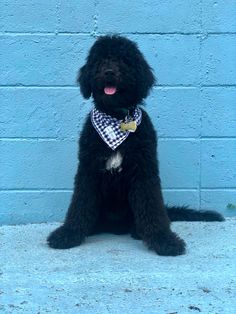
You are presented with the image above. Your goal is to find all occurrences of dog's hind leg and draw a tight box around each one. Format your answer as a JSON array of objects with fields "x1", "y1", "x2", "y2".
[
  {"x1": 47, "y1": 168, "x2": 101, "y2": 249},
  {"x1": 129, "y1": 177, "x2": 186, "y2": 256}
]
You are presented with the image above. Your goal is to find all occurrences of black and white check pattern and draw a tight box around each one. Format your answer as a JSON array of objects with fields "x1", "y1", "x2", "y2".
[{"x1": 91, "y1": 107, "x2": 142, "y2": 150}]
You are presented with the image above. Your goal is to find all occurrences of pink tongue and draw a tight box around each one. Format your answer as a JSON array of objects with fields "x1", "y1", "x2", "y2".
[{"x1": 104, "y1": 87, "x2": 117, "y2": 95}]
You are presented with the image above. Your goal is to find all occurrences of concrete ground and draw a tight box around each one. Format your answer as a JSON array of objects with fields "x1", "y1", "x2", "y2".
[{"x1": 0, "y1": 219, "x2": 235, "y2": 314}]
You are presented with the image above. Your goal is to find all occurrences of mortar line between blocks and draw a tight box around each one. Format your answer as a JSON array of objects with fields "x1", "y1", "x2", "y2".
[
  {"x1": 1, "y1": 137, "x2": 236, "y2": 142},
  {"x1": 56, "y1": 0, "x2": 61, "y2": 34},
  {"x1": 1, "y1": 85, "x2": 236, "y2": 89},
  {"x1": 1, "y1": 32, "x2": 236, "y2": 36},
  {"x1": 1, "y1": 188, "x2": 236, "y2": 193},
  {"x1": 0, "y1": 189, "x2": 73, "y2": 193},
  {"x1": 199, "y1": 0, "x2": 203, "y2": 210},
  {"x1": 92, "y1": 0, "x2": 99, "y2": 37}
]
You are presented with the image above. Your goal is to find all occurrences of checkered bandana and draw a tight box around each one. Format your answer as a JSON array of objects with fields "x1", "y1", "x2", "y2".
[{"x1": 91, "y1": 107, "x2": 142, "y2": 150}]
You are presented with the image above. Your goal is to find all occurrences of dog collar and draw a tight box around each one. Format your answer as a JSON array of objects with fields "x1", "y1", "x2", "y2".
[{"x1": 91, "y1": 107, "x2": 142, "y2": 150}]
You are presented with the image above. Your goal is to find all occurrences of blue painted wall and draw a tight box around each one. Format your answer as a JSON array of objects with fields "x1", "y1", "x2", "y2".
[{"x1": 1, "y1": 0, "x2": 236, "y2": 225}]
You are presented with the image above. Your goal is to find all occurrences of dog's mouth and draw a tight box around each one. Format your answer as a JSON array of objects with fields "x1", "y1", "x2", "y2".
[{"x1": 104, "y1": 86, "x2": 117, "y2": 95}]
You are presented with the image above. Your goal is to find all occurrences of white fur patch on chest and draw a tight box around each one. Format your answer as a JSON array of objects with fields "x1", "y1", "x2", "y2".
[{"x1": 105, "y1": 151, "x2": 123, "y2": 172}]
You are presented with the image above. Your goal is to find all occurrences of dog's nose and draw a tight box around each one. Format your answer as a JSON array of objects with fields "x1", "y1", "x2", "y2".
[{"x1": 104, "y1": 69, "x2": 114, "y2": 76}]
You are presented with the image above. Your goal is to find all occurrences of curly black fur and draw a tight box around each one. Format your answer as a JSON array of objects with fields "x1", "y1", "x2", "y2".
[{"x1": 47, "y1": 35, "x2": 224, "y2": 256}]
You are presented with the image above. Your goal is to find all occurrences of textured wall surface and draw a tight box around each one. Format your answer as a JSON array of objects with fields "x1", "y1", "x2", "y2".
[{"x1": 1, "y1": 0, "x2": 236, "y2": 225}]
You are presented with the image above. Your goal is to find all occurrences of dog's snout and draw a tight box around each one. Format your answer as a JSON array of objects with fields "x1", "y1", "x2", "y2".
[{"x1": 104, "y1": 69, "x2": 114, "y2": 76}]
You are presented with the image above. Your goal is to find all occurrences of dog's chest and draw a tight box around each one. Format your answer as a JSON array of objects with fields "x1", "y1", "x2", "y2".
[{"x1": 105, "y1": 151, "x2": 123, "y2": 173}]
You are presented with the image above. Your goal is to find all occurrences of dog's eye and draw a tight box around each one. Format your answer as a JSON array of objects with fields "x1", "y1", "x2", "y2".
[{"x1": 121, "y1": 57, "x2": 133, "y2": 67}]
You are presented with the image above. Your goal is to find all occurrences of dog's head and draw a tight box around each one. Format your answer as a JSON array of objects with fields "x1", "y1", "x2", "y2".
[{"x1": 78, "y1": 35, "x2": 156, "y2": 117}]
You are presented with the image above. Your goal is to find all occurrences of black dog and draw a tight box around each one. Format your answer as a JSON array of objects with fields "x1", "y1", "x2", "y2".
[{"x1": 47, "y1": 35, "x2": 224, "y2": 256}]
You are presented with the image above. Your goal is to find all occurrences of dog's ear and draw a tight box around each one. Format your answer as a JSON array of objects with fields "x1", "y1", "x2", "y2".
[
  {"x1": 77, "y1": 65, "x2": 91, "y2": 99},
  {"x1": 137, "y1": 55, "x2": 156, "y2": 100}
]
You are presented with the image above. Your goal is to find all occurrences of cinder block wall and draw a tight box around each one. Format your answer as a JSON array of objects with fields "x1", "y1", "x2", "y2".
[{"x1": 1, "y1": 1, "x2": 236, "y2": 225}]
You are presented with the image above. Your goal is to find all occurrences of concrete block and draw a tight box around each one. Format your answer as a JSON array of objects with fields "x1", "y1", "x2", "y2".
[
  {"x1": 129, "y1": 34, "x2": 200, "y2": 85},
  {"x1": 147, "y1": 87, "x2": 200, "y2": 137},
  {"x1": 0, "y1": 191, "x2": 70, "y2": 225},
  {"x1": 159, "y1": 139, "x2": 200, "y2": 188},
  {"x1": 201, "y1": 189, "x2": 236, "y2": 217},
  {"x1": 163, "y1": 189, "x2": 200, "y2": 209},
  {"x1": 0, "y1": 35, "x2": 93, "y2": 86},
  {"x1": 0, "y1": 140, "x2": 78, "y2": 189},
  {"x1": 0, "y1": 0, "x2": 95, "y2": 33},
  {"x1": 201, "y1": 87, "x2": 236, "y2": 137},
  {"x1": 0, "y1": 34, "x2": 200, "y2": 86},
  {"x1": 201, "y1": 35, "x2": 236, "y2": 85},
  {"x1": 202, "y1": 0, "x2": 236, "y2": 33},
  {"x1": 97, "y1": 0, "x2": 201, "y2": 33},
  {"x1": 58, "y1": 0, "x2": 95, "y2": 32},
  {"x1": 0, "y1": 88, "x2": 90, "y2": 139},
  {"x1": 0, "y1": 0, "x2": 58, "y2": 32},
  {"x1": 201, "y1": 140, "x2": 236, "y2": 188}
]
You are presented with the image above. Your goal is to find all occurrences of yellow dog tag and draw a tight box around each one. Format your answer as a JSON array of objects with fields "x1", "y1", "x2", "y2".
[{"x1": 120, "y1": 121, "x2": 137, "y2": 132}]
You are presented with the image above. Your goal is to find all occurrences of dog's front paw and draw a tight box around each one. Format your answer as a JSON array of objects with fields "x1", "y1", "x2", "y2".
[
  {"x1": 147, "y1": 232, "x2": 186, "y2": 256},
  {"x1": 47, "y1": 225, "x2": 84, "y2": 249}
]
